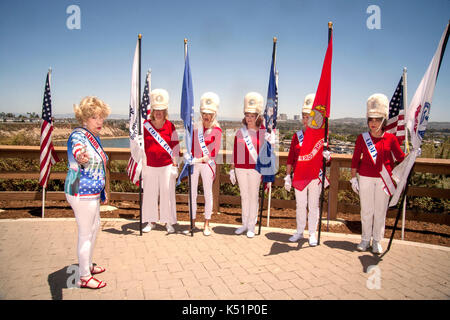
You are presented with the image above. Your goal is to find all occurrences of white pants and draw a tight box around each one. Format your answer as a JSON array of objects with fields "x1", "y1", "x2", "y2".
[
  {"x1": 142, "y1": 164, "x2": 177, "y2": 225},
  {"x1": 190, "y1": 163, "x2": 215, "y2": 220},
  {"x1": 359, "y1": 176, "x2": 389, "y2": 242},
  {"x1": 294, "y1": 178, "x2": 321, "y2": 235},
  {"x1": 235, "y1": 168, "x2": 261, "y2": 232},
  {"x1": 66, "y1": 194, "x2": 100, "y2": 278}
]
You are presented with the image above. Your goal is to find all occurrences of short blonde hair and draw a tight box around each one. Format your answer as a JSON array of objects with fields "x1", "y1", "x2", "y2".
[
  {"x1": 74, "y1": 96, "x2": 110, "y2": 124},
  {"x1": 150, "y1": 109, "x2": 169, "y2": 121}
]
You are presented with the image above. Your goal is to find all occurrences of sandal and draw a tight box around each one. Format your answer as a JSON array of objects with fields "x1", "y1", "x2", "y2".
[
  {"x1": 91, "y1": 265, "x2": 106, "y2": 275},
  {"x1": 79, "y1": 276, "x2": 106, "y2": 289}
]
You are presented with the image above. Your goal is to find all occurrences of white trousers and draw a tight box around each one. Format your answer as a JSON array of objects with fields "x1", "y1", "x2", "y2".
[
  {"x1": 359, "y1": 176, "x2": 389, "y2": 242},
  {"x1": 294, "y1": 178, "x2": 321, "y2": 235},
  {"x1": 235, "y1": 168, "x2": 261, "y2": 232},
  {"x1": 191, "y1": 163, "x2": 214, "y2": 220},
  {"x1": 142, "y1": 164, "x2": 177, "y2": 225},
  {"x1": 66, "y1": 194, "x2": 100, "y2": 278}
]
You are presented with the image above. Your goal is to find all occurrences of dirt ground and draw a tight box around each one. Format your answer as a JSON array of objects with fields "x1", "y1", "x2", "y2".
[{"x1": 1, "y1": 199, "x2": 449, "y2": 248}]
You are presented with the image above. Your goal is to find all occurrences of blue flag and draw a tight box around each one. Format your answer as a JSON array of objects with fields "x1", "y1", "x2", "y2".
[
  {"x1": 255, "y1": 42, "x2": 278, "y2": 183},
  {"x1": 177, "y1": 46, "x2": 194, "y2": 186}
]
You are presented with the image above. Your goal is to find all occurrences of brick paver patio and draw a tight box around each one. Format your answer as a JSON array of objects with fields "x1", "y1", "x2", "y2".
[{"x1": 0, "y1": 218, "x2": 449, "y2": 300}]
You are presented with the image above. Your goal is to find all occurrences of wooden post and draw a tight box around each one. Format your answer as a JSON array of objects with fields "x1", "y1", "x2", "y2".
[
  {"x1": 213, "y1": 164, "x2": 221, "y2": 214},
  {"x1": 328, "y1": 158, "x2": 339, "y2": 220}
]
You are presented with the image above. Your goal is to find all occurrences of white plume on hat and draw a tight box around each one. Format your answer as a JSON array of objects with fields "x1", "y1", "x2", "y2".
[
  {"x1": 150, "y1": 88, "x2": 169, "y2": 110},
  {"x1": 302, "y1": 93, "x2": 315, "y2": 114},
  {"x1": 366, "y1": 93, "x2": 389, "y2": 119},
  {"x1": 244, "y1": 92, "x2": 264, "y2": 114},
  {"x1": 200, "y1": 92, "x2": 219, "y2": 114}
]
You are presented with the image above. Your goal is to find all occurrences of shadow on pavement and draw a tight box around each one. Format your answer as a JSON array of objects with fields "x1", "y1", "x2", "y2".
[
  {"x1": 47, "y1": 265, "x2": 78, "y2": 300},
  {"x1": 323, "y1": 240, "x2": 357, "y2": 252},
  {"x1": 212, "y1": 225, "x2": 237, "y2": 236},
  {"x1": 358, "y1": 254, "x2": 382, "y2": 273}
]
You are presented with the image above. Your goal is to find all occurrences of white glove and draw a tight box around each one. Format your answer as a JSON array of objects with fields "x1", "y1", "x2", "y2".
[
  {"x1": 170, "y1": 165, "x2": 179, "y2": 179},
  {"x1": 183, "y1": 153, "x2": 193, "y2": 165},
  {"x1": 350, "y1": 177, "x2": 359, "y2": 194},
  {"x1": 264, "y1": 131, "x2": 276, "y2": 145},
  {"x1": 415, "y1": 148, "x2": 422, "y2": 157},
  {"x1": 323, "y1": 150, "x2": 331, "y2": 162},
  {"x1": 284, "y1": 175, "x2": 292, "y2": 192},
  {"x1": 264, "y1": 182, "x2": 272, "y2": 194},
  {"x1": 229, "y1": 169, "x2": 236, "y2": 185}
]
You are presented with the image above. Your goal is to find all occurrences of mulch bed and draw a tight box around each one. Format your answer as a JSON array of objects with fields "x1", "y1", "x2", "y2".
[{"x1": 0, "y1": 200, "x2": 449, "y2": 247}]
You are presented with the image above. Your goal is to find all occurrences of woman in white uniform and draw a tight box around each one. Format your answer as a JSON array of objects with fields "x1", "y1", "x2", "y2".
[
  {"x1": 229, "y1": 92, "x2": 266, "y2": 238},
  {"x1": 189, "y1": 92, "x2": 222, "y2": 236},
  {"x1": 141, "y1": 89, "x2": 180, "y2": 233}
]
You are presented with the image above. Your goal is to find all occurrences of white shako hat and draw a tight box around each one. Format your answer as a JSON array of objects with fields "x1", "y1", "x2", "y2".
[
  {"x1": 302, "y1": 93, "x2": 315, "y2": 114},
  {"x1": 366, "y1": 93, "x2": 389, "y2": 119},
  {"x1": 200, "y1": 92, "x2": 219, "y2": 114},
  {"x1": 244, "y1": 92, "x2": 264, "y2": 114},
  {"x1": 150, "y1": 89, "x2": 169, "y2": 110}
]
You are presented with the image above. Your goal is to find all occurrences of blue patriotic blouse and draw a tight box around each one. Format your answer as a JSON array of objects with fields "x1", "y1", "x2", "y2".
[{"x1": 64, "y1": 128, "x2": 108, "y2": 201}]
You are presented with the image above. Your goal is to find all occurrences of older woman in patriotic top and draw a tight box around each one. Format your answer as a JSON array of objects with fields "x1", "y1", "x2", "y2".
[
  {"x1": 65, "y1": 96, "x2": 110, "y2": 289},
  {"x1": 229, "y1": 92, "x2": 267, "y2": 238},
  {"x1": 141, "y1": 89, "x2": 180, "y2": 234},
  {"x1": 186, "y1": 92, "x2": 223, "y2": 236},
  {"x1": 351, "y1": 94, "x2": 406, "y2": 254}
]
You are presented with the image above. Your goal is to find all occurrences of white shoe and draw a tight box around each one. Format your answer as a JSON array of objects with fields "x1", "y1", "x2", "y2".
[
  {"x1": 357, "y1": 240, "x2": 370, "y2": 251},
  {"x1": 166, "y1": 224, "x2": 175, "y2": 234},
  {"x1": 246, "y1": 230, "x2": 255, "y2": 238},
  {"x1": 203, "y1": 227, "x2": 211, "y2": 236},
  {"x1": 372, "y1": 241, "x2": 383, "y2": 254},
  {"x1": 309, "y1": 233, "x2": 318, "y2": 247},
  {"x1": 289, "y1": 232, "x2": 304, "y2": 242},
  {"x1": 142, "y1": 223, "x2": 155, "y2": 233},
  {"x1": 235, "y1": 226, "x2": 247, "y2": 235}
]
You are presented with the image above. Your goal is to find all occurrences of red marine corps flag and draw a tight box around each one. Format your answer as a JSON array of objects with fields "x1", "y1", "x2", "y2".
[{"x1": 292, "y1": 29, "x2": 333, "y2": 192}]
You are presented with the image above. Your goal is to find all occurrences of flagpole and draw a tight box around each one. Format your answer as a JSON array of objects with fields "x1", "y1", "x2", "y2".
[
  {"x1": 258, "y1": 37, "x2": 277, "y2": 235},
  {"x1": 138, "y1": 34, "x2": 143, "y2": 236},
  {"x1": 401, "y1": 67, "x2": 408, "y2": 240},
  {"x1": 185, "y1": 38, "x2": 194, "y2": 237},
  {"x1": 317, "y1": 21, "x2": 332, "y2": 246}
]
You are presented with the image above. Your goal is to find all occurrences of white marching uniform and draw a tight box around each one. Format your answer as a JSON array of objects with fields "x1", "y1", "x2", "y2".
[
  {"x1": 142, "y1": 164, "x2": 177, "y2": 225},
  {"x1": 191, "y1": 163, "x2": 215, "y2": 220},
  {"x1": 294, "y1": 178, "x2": 321, "y2": 236},
  {"x1": 235, "y1": 167, "x2": 261, "y2": 232}
]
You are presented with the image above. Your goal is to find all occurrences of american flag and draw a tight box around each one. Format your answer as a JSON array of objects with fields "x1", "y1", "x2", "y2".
[
  {"x1": 385, "y1": 76, "x2": 405, "y2": 145},
  {"x1": 141, "y1": 70, "x2": 151, "y2": 120},
  {"x1": 39, "y1": 71, "x2": 60, "y2": 188}
]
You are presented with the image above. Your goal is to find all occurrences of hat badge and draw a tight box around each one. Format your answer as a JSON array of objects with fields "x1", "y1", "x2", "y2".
[
  {"x1": 249, "y1": 99, "x2": 255, "y2": 106},
  {"x1": 156, "y1": 95, "x2": 163, "y2": 102},
  {"x1": 206, "y1": 99, "x2": 212, "y2": 105}
]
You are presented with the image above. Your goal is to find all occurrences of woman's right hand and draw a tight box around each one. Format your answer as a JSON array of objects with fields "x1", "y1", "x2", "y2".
[{"x1": 76, "y1": 147, "x2": 89, "y2": 165}]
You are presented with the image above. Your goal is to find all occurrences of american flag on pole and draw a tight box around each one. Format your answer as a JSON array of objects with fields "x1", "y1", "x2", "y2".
[
  {"x1": 141, "y1": 70, "x2": 151, "y2": 120},
  {"x1": 385, "y1": 76, "x2": 405, "y2": 145},
  {"x1": 39, "y1": 70, "x2": 60, "y2": 188}
]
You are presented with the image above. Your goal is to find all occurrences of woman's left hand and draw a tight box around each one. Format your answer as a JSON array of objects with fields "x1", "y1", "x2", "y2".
[{"x1": 101, "y1": 194, "x2": 108, "y2": 205}]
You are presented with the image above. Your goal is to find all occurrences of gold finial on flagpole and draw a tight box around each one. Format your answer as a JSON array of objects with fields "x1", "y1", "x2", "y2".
[
  {"x1": 328, "y1": 21, "x2": 333, "y2": 29},
  {"x1": 273, "y1": 37, "x2": 277, "y2": 43},
  {"x1": 184, "y1": 38, "x2": 188, "y2": 44},
  {"x1": 138, "y1": 34, "x2": 142, "y2": 39}
]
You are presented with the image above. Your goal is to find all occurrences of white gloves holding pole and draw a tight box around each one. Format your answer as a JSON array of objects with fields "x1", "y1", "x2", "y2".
[
  {"x1": 229, "y1": 169, "x2": 236, "y2": 185},
  {"x1": 284, "y1": 175, "x2": 292, "y2": 192},
  {"x1": 350, "y1": 177, "x2": 359, "y2": 194}
]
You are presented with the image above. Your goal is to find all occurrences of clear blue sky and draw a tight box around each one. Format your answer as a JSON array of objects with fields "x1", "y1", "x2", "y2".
[{"x1": 0, "y1": 0, "x2": 449, "y2": 121}]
